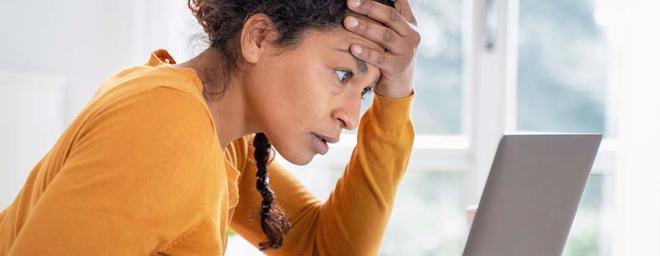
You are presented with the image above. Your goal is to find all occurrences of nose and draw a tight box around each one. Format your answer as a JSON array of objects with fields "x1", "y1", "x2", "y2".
[{"x1": 332, "y1": 93, "x2": 362, "y2": 130}]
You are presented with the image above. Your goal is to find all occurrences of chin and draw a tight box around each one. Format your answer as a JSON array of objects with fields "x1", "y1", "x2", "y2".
[
  {"x1": 278, "y1": 148, "x2": 315, "y2": 166},
  {"x1": 271, "y1": 143, "x2": 316, "y2": 166}
]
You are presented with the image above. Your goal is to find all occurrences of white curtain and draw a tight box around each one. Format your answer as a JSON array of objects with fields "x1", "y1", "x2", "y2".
[{"x1": 613, "y1": 0, "x2": 660, "y2": 254}]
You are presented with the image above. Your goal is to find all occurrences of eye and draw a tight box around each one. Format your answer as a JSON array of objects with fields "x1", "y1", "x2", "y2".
[
  {"x1": 361, "y1": 87, "x2": 373, "y2": 99},
  {"x1": 335, "y1": 69, "x2": 353, "y2": 84}
]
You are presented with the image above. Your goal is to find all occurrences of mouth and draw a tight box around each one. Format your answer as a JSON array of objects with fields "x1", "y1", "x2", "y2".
[
  {"x1": 310, "y1": 132, "x2": 338, "y2": 155},
  {"x1": 311, "y1": 132, "x2": 339, "y2": 144}
]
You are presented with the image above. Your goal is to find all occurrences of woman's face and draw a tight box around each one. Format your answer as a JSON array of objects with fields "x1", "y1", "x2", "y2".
[{"x1": 244, "y1": 28, "x2": 383, "y2": 165}]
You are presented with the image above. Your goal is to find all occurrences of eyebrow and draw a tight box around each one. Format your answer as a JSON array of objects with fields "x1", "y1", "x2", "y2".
[{"x1": 333, "y1": 48, "x2": 381, "y2": 87}]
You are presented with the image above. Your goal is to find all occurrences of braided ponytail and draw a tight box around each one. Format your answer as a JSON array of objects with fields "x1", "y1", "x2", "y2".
[{"x1": 253, "y1": 133, "x2": 291, "y2": 250}]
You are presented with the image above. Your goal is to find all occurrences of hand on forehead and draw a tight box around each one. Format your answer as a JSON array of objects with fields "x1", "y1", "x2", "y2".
[{"x1": 340, "y1": 0, "x2": 420, "y2": 99}]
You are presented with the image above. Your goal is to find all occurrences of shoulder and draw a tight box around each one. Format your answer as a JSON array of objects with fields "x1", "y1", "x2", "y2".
[
  {"x1": 75, "y1": 85, "x2": 217, "y2": 157},
  {"x1": 75, "y1": 63, "x2": 214, "y2": 141},
  {"x1": 91, "y1": 64, "x2": 204, "y2": 110}
]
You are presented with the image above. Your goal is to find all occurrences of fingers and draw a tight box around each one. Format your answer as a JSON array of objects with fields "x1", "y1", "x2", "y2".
[
  {"x1": 347, "y1": 0, "x2": 413, "y2": 36},
  {"x1": 344, "y1": 15, "x2": 407, "y2": 54},
  {"x1": 345, "y1": 0, "x2": 422, "y2": 51},
  {"x1": 343, "y1": 0, "x2": 420, "y2": 99},
  {"x1": 466, "y1": 205, "x2": 478, "y2": 228},
  {"x1": 393, "y1": 0, "x2": 417, "y2": 25},
  {"x1": 349, "y1": 44, "x2": 394, "y2": 70}
]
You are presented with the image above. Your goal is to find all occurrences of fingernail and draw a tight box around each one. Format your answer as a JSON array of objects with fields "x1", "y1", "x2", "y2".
[
  {"x1": 346, "y1": 16, "x2": 359, "y2": 28},
  {"x1": 353, "y1": 45, "x2": 363, "y2": 54},
  {"x1": 351, "y1": 0, "x2": 361, "y2": 7}
]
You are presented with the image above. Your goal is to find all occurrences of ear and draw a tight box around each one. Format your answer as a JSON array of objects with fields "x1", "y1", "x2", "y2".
[{"x1": 240, "y1": 13, "x2": 279, "y2": 64}]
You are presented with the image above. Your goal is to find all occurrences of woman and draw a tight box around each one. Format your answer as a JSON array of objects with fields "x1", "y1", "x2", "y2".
[{"x1": 0, "y1": 0, "x2": 419, "y2": 254}]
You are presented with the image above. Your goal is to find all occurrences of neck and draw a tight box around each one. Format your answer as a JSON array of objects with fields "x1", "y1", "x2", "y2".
[{"x1": 176, "y1": 48, "x2": 257, "y2": 149}]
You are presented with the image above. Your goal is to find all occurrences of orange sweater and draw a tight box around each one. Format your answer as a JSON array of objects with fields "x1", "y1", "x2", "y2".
[{"x1": 0, "y1": 49, "x2": 415, "y2": 255}]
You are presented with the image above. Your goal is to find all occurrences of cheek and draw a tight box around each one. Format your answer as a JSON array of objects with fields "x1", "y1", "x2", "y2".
[
  {"x1": 277, "y1": 83, "x2": 325, "y2": 130},
  {"x1": 251, "y1": 55, "x2": 335, "y2": 160},
  {"x1": 275, "y1": 67, "x2": 331, "y2": 124},
  {"x1": 267, "y1": 81, "x2": 330, "y2": 163},
  {"x1": 251, "y1": 69, "x2": 321, "y2": 135}
]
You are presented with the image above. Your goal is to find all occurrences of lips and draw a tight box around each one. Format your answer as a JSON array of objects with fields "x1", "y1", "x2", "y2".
[
  {"x1": 311, "y1": 133, "x2": 339, "y2": 144},
  {"x1": 310, "y1": 132, "x2": 338, "y2": 155},
  {"x1": 311, "y1": 133, "x2": 329, "y2": 155}
]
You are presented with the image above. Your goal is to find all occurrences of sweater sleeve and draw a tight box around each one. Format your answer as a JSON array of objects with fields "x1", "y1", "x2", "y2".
[
  {"x1": 230, "y1": 92, "x2": 415, "y2": 255},
  {"x1": 8, "y1": 87, "x2": 217, "y2": 255}
]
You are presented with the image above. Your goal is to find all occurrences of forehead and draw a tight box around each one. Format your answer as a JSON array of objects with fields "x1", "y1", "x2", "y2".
[
  {"x1": 306, "y1": 27, "x2": 384, "y2": 52},
  {"x1": 298, "y1": 28, "x2": 383, "y2": 76}
]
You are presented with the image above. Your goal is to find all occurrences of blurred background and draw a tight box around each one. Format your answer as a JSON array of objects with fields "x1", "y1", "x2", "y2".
[{"x1": 1, "y1": 0, "x2": 659, "y2": 255}]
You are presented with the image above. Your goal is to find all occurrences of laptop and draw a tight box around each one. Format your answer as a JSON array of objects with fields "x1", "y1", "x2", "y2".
[{"x1": 463, "y1": 134, "x2": 602, "y2": 256}]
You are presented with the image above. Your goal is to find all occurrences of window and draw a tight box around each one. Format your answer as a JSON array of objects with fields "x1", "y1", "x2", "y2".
[
  {"x1": 516, "y1": 0, "x2": 616, "y2": 255},
  {"x1": 412, "y1": 0, "x2": 464, "y2": 134},
  {"x1": 516, "y1": 0, "x2": 611, "y2": 136}
]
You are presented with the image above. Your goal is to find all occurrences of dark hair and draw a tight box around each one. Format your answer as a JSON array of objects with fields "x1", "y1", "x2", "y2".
[
  {"x1": 187, "y1": 0, "x2": 395, "y2": 251},
  {"x1": 252, "y1": 133, "x2": 290, "y2": 250}
]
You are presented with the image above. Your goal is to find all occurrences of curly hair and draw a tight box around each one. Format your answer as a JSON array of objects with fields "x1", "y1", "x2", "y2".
[{"x1": 187, "y1": 0, "x2": 395, "y2": 251}]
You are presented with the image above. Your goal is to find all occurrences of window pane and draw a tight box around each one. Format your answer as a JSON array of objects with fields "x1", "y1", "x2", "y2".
[
  {"x1": 563, "y1": 174, "x2": 612, "y2": 256},
  {"x1": 380, "y1": 171, "x2": 466, "y2": 255},
  {"x1": 408, "y1": 0, "x2": 464, "y2": 134},
  {"x1": 517, "y1": 0, "x2": 611, "y2": 136}
]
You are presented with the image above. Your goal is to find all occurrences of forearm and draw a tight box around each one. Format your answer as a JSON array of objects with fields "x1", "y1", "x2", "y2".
[{"x1": 314, "y1": 92, "x2": 415, "y2": 255}]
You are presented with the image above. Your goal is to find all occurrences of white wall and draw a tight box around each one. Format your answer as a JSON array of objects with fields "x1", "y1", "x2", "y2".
[
  {"x1": 0, "y1": 70, "x2": 66, "y2": 207},
  {"x1": 0, "y1": 0, "x2": 201, "y2": 122},
  {"x1": 0, "y1": 0, "x2": 203, "y2": 207}
]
